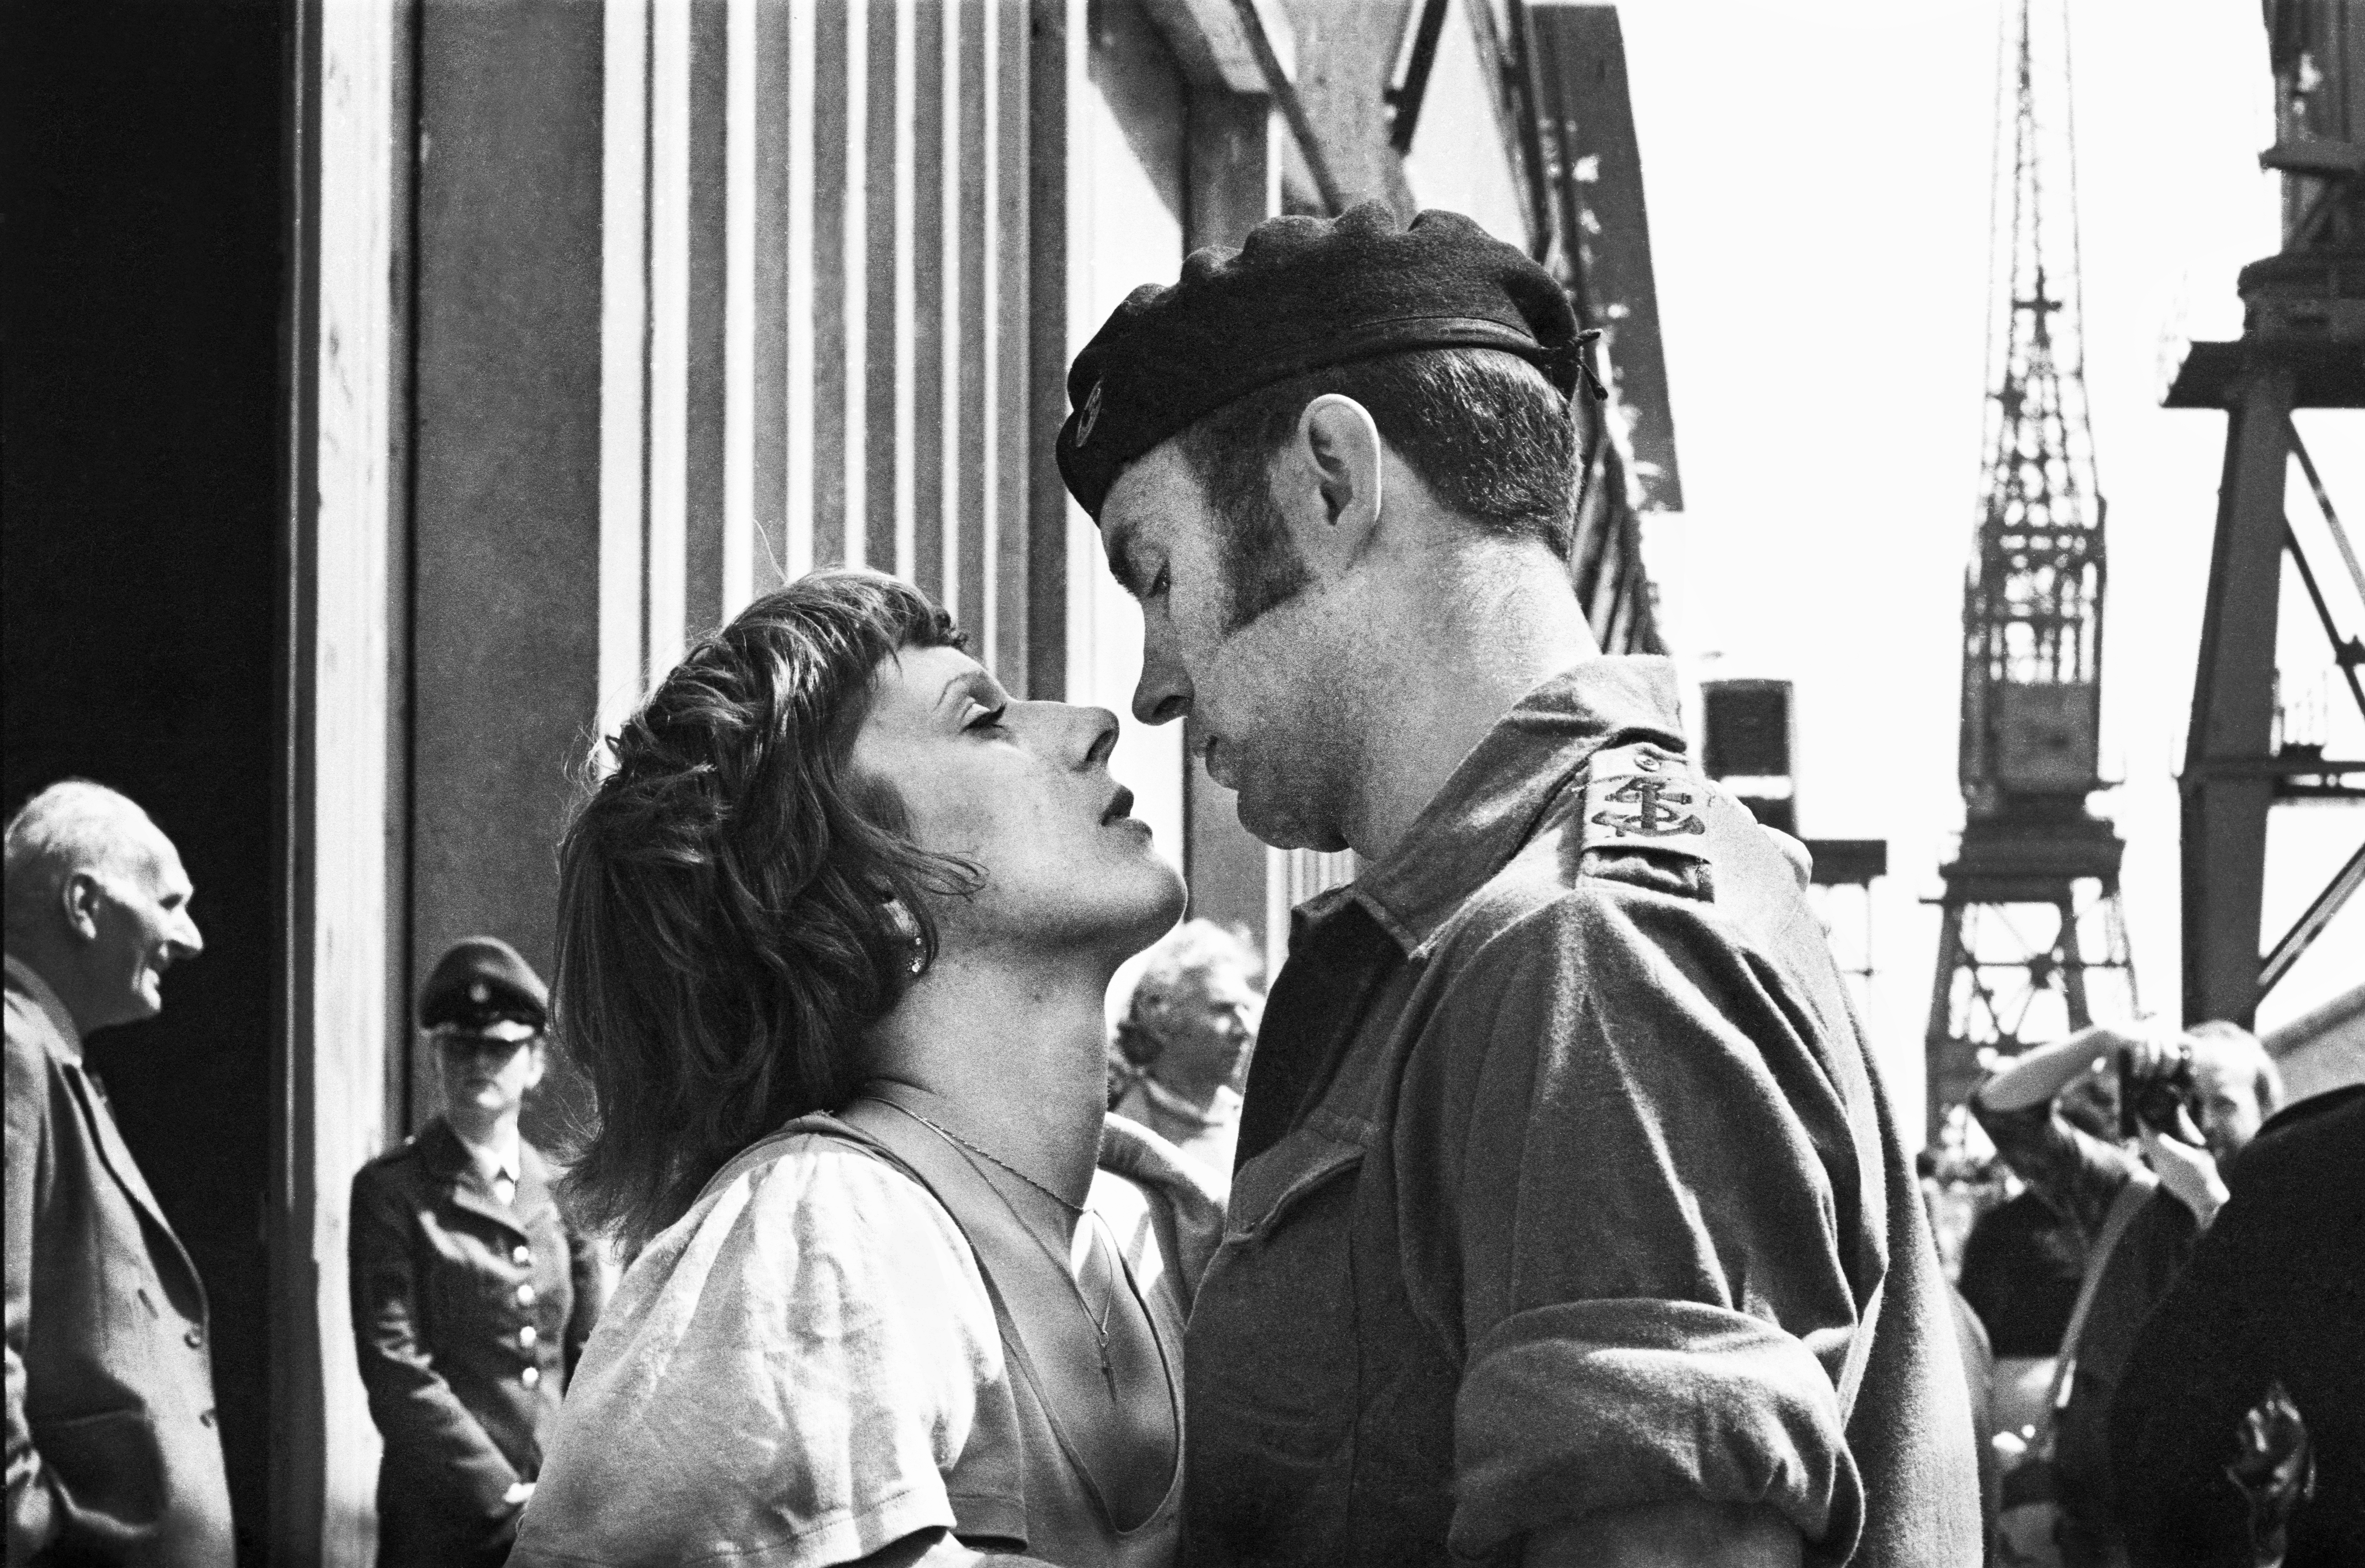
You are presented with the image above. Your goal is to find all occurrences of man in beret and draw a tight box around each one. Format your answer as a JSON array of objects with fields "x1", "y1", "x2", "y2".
[
  {"x1": 1062, "y1": 202, "x2": 1979, "y2": 1567},
  {"x1": 348, "y1": 938, "x2": 603, "y2": 1568}
]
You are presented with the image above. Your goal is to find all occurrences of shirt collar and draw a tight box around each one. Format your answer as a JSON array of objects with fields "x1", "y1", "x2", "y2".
[
  {"x1": 1324, "y1": 656, "x2": 1688, "y2": 955},
  {"x1": 450, "y1": 1122, "x2": 521, "y2": 1186},
  {"x1": 4, "y1": 954, "x2": 83, "y2": 1060},
  {"x1": 1133, "y1": 1074, "x2": 1243, "y2": 1132}
]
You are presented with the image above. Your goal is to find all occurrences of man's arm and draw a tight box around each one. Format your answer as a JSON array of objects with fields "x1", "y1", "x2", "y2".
[
  {"x1": 1430, "y1": 892, "x2": 1867, "y2": 1565},
  {"x1": 5, "y1": 1026, "x2": 60, "y2": 1562},
  {"x1": 1970, "y1": 1027, "x2": 2154, "y2": 1241},
  {"x1": 1975, "y1": 1021, "x2": 2157, "y2": 1112},
  {"x1": 346, "y1": 1168, "x2": 521, "y2": 1525}
]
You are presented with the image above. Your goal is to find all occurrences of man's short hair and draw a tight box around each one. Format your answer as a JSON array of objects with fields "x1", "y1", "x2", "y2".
[
  {"x1": 1174, "y1": 346, "x2": 1579, "y2": 631},
  {"x1": 2184, "y1": 1019, "x2": 2283, "y2": 1115},
  {"x1": 2, "y1": 780, "x2": 161, "y2": 939}
]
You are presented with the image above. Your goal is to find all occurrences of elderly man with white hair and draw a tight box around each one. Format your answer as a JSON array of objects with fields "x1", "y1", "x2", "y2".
[{"x1": 5, "y1": 779, "x2": 231, "y2": 1567}]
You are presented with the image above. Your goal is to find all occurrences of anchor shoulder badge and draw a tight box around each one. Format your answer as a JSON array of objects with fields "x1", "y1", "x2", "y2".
[{"x1": 1575, "y1": 742, "x2": 1716, "y2": 898}]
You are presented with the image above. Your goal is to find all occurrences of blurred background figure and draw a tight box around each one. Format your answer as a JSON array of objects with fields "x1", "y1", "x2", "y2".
[
  {"x1": 1973, "y1": 1019, "x2": 2283, "y2": 1568},
  {"x1": 4, "y1": 780, "x2": 230, "y2": 1565},
  {"x1": 1108, "y1": 920, "x2": 1263, "y2": 1188},
  {"x1": 2110, "y1": 1082, "x2": 2363, "y2": 1568},
  {"x1": 1957, "y1": 1078, "x2": 2121, "y2": 1463},
  {"x1": 348, "y1": 938, "x2": 602, "y2": 1568}
]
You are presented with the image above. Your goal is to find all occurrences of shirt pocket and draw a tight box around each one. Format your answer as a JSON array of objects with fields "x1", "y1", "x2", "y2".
[{"x1": 1191, "y1": 1126, "x2": 1365, "y2": 1467}]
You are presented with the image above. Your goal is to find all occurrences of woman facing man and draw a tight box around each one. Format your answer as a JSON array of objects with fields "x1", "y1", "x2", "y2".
[{"x1": 511, "y1": 571, "x2": 1220, "y2": 1568}]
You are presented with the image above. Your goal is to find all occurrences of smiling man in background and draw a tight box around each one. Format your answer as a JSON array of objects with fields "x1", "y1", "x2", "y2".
[
  {"x1": 1061, "y1": 203, "x2": 1980, "y2": 1567},
  {"x1": 5, "y1": 779, "x2": 230, "y2": 1567}
]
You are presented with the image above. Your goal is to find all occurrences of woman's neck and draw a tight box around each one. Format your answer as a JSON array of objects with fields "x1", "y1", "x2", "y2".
[{"x1": 861, "y1": 945, "x2": 1115, "y2": 1217}]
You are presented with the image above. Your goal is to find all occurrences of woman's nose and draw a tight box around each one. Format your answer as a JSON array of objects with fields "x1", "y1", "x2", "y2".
[{"x1": 1078, "y1": 706, "x2": 1121, "y2": 770}]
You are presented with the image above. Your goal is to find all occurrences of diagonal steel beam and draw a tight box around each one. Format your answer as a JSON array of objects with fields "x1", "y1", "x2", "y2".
[{"x1": 2260, "y1": 839, "x2": 2365, "y2": 997}]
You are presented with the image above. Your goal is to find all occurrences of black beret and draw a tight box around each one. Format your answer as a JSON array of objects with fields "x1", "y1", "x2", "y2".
[
  {"x1": 1055, "y1": 201, "x2": 1584, "y2": 518},
  {"x1": 419, "y1": 936, "x2": 548, "y2": 1041}
]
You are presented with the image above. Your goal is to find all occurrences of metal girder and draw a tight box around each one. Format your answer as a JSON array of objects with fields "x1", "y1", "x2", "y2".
[
  {"x1": 2261, "y1": 840, "x2": 2365, "y2": 994},
  {"x1": 2181, "y1": 370, "x2": 2296, "y2": 1028}
]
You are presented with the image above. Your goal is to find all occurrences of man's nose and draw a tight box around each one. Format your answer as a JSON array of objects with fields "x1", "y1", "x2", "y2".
[
  {"x1": 175, "y1": 912, "x2": 205, "y2": 957},
  {"x1": 1131, "y1": 623, "x2": 1192, "y2": 727}
]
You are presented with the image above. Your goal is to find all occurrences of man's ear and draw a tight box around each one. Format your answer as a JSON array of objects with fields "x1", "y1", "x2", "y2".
[
  {"x1": 60, "y1": 870, "x2": 106, "y2": 942},
  {"x1": 1287, "y1": 394, "x2": 1385, "y2": 566}
]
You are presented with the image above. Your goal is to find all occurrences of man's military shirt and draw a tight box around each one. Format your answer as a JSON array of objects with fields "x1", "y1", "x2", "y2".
[{"x1": 1180, "y1": 659, "x2": 1980, "y2": 1568}]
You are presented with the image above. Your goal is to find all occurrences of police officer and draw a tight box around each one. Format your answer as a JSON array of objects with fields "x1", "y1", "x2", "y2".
[{"x1": 349, "y1": 938, "x2": 602, "y2": 1568}]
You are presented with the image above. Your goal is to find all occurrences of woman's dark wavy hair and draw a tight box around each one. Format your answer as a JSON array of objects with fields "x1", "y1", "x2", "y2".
[{"x1": 551, "y1": 569, "x2": 974, "y2": 1248}]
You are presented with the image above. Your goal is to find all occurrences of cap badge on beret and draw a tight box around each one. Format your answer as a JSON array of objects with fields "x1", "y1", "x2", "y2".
[
  {"x1": 1076, "y1": 379, "x2": 1105, "y2": 448},
  {"x1": 469, "y1": 981, "x2": 490, "y2": 1004}
]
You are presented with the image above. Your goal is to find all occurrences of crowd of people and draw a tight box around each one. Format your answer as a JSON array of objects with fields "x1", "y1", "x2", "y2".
[
  {"x1": 1949, "y1": 1019, "x2": 2360, "y2": 1568},
  {"x1": 6, "y1": 202, "x2": 2356, "y2": 1568}
]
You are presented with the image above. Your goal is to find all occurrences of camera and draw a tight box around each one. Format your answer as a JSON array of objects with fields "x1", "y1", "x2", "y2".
[{"x1": 2117, "y1": 1044, "x2": 2202, "y2": 1141}]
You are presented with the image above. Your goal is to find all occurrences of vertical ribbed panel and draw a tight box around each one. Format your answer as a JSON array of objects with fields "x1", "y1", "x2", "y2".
[{"x1": 609, "y1": 0, "x2": 1039, "y2": 697}]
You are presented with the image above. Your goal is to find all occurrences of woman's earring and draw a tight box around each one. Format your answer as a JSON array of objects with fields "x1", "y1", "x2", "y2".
[{"x1": 907, "y1": 937, "x2": 927, "y2": 977}]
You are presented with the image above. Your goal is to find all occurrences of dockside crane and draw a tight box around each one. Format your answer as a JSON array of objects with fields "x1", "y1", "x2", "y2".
[{"x1": 1925, "y1": 0, "x2": 2138, "y2": 1141}]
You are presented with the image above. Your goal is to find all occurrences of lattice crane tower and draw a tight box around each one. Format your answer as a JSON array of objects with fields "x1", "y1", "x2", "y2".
[{"x1": 1925, "y1": 0, "x2": 2138, "y2": 1142}]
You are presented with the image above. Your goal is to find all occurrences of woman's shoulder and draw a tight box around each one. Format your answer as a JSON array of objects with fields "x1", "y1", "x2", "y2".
[
  {"x1": 522, "y1": 1124, "x2": 1014, "y2": 1568},
  {"x1": 664, "y1": 1121, "x2": 978, "y2": 1277}
]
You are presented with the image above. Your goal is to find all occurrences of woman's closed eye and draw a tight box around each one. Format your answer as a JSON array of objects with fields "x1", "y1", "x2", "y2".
[{"x1": 964, "y1": 703, "x2": 1010, "y2": 734}]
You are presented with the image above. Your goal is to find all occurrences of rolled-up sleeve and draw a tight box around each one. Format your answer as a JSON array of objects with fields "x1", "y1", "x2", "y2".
[{"x1": 1436, "y1": 888, "x2": 1867, "y2": 1561}]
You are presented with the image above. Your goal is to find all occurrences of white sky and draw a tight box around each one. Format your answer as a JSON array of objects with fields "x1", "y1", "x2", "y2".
[{"x1": 1616, "y1": 0, "x2": 2364, "y2": 1110}]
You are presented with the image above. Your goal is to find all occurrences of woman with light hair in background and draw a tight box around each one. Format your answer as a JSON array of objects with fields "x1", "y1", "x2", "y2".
[{"x1": 1108, "y1": 920, "x2": 1262, "y2": 1191}]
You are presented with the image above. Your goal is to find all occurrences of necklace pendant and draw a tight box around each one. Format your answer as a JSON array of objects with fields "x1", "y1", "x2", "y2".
[{"x1": 1100, "y1": 1344, "x2": 1118, "y2": 1401}]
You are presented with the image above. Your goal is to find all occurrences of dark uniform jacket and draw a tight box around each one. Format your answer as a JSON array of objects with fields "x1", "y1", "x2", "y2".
[
  {"x1": 1182, "y1": 660, "x2": 1982, "y2": 1568},
  {"x1": 2110, "y1": 1085, "x2": 2365, "y2": 1568},
  {"x1": 349, "y1": 1117, "x2": 601, "y2": 1568},
  {"x1": 5, "y1": 955, "x2": 234, "y2": 1568}
]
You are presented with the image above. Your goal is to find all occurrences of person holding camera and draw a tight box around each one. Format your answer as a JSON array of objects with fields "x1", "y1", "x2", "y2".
[{"x1": 1971, "y1": 1019, "x2": 2282, "y2": 1567}]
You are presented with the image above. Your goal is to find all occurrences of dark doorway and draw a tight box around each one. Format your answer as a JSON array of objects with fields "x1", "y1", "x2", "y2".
[{"x1": 3, "y1": 1, "x2": 292, "y2": 1556}]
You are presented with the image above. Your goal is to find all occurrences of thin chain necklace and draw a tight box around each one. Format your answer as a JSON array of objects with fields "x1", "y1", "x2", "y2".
[
  {"x1": 892, "y1": 1104, "x2": 1123, "y2": 1398},
  {"x1": 909, "y1": 1109, "x2": 1086, "y2": 1218}
]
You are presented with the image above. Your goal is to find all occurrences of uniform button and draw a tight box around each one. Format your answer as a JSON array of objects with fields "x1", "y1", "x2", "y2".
[
  {"x1": 521, "y1": 1366, "x2": 541, "y2": 1389},
  {"x1": 515, "y1": 1283, "x2": 536, "y2": 1307},
  {"x1": 512, "y1": 1244, "x2": 531, "y2": 1265},
  {"x1": 518, "y1": 1325, "x2": 538, "y2": 1349},
  {"x1": 200, "y1": 1409, "x2": 216, "y2": 1427},
  {"x1": 185, "y1": 1328, "x2": 204, "y2": 1349}
]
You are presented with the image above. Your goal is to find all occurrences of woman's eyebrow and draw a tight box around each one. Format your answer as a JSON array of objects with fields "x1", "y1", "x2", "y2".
[{"x1": 933, "y1": 669, "x2": 999, "y2": 716}]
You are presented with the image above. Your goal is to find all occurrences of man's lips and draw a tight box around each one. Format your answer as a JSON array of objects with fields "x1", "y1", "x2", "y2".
[{"x1": 1202, "y1": 735, "x2": 1235, "y2": 789}]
